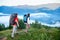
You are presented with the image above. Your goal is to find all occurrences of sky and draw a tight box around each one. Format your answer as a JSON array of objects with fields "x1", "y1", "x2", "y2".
[{"x1": 0, "y1": 0, "x2": 60, "y2": 6}]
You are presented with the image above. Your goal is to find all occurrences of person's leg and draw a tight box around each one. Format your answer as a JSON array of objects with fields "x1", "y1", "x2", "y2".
[
  {"x1": 15, "y1": 26, "x2": 17, "y2": 33},
  {"x1": 25, "y1": 23, "x2": 28, "y2": 33},
  {"x1": 26, "y1": 24, "x2": 30, "y2": 32},
  {"x1": 28, "y1": 24, "x2": 30, "y2": 29},
  {"x1": 26, "y1": 23, "x2": 30, "y2": 32},
  {"x1": 11, "y1": 25, "x2": 16, "y2": 38}
]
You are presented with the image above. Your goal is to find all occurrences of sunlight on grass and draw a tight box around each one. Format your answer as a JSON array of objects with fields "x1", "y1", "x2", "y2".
[{"x1": 0, "y1": 28, "x2": 60, "y2": 40}]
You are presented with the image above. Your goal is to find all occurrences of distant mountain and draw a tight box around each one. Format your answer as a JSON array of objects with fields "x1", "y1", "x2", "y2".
[
  {"x1": 0, "y1": 3, "x2": 60, "y2": 14},
  {"x1": 16, "y1": 3, "x2": 60, "y2": 9},
  {"x1": 0, "y1": 3, "x2": 60, "y2": 26}
]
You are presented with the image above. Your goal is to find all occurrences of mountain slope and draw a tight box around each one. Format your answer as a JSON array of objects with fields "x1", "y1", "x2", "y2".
[{"x1": 0, "y1": 3, "x2": 60, "y2": 14}]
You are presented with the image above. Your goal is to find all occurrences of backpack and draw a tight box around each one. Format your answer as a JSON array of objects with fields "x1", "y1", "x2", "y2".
[
  {"x1": 23, "y1": 15, "x2": 27, "y2": 22},
  {"x1": 9, "y1": 14, "x2": 17, "y2": 25}
]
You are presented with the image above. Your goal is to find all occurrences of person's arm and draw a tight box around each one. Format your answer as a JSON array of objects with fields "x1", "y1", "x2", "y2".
[
  {"x1": 15, "y1": 17, "x2": 19, "y2": 27},
  {"x1": 17, "y1": 21, "x2": 19, "y2": 27}
]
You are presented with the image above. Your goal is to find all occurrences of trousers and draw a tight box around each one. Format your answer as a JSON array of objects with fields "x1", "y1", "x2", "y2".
[{"x1": 11, "y1": 25, "x2": 17, "y2": 37}]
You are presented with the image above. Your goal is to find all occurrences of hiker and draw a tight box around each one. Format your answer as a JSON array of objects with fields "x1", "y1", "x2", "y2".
[
  {"x1": 9, "y1": 13, "x2": 19, "y2": 38},
  {"x1": 23, "y1": 13, "x2": 30, "y2": 33},
  {"x1": 27, "y1": 13, "x2": 30, "y2": 30},
  {"x1": 23, "y1": 14, "x2": 27, "y2": 32}
]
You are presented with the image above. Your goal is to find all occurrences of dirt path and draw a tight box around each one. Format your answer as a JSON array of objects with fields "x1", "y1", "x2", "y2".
[{"x1": 0, "y1": 37, "x2": 7, "y2": 40}]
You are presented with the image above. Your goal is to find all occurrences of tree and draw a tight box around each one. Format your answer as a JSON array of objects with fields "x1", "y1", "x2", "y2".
[
  {"x1": 0, "y1": 24, "x2": 5, "y2": 31},
  {"x1": 31, "y1": 20, "x2": 42, "y2": 29},
  {"x1": 8, "y1": 25, "x2": 13, "y2": 29},
  {"x1": 18, "y1": 19, "x2": 25, "y2": 29}
]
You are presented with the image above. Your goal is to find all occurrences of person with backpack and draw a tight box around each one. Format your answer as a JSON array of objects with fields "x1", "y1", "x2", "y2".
[
  {"x1": 27, "y1": 13, "x2": 30, "y2": 31},
  {"x1": 9, "y1": 13, "x2": 19, "y2": 38},
  {"x1": 23, "y1": 13, "x2": 30, "y2": 33},
  {"x1": 23, "y1": 14, "x2": 27, "y2": 24},
  {"x1": 23, "y1": 14, "x2": 27, "y2": 32}
]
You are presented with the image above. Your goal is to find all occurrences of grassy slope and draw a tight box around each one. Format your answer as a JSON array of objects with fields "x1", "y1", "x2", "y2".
[{"x1": 0, "y1": 28, "x2": 60, "y2": 40}]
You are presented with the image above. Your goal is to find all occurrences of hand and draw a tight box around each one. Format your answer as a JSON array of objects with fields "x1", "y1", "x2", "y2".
[
  {"x1": 17, "y1": 22, "x2": 19, "y2": 27},
  {"x1": 18, "y1": 24, "x2": 19, "y2": 27},
  {"x1": 17, "y1": 24, "x2": 19, "y2": 27}
]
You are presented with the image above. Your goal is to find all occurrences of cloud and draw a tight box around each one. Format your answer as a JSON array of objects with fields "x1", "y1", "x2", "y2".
[
  {"x1": 18, "y1": 15, "x2": 23, "y2": 19},
  {"x1": 0, "y1": 12, "x2": 60, "y2": 27},
  {"x1": 41, "y1": 21, "x2": 60, "y2": 27},
  {"x1": 30, "y1": 13, "x2": 60, "y2": 27},
  {"x1": 0, "y1": 13, "x2": 10, "y2": 27},
  {"x1": 0, "y1": 0, "x2": 60, "y2": 6},
  {"x1": 0, "y1": 13, "x2": 9, "y2": 15},
  {"x1": 30, "y1": 20, "x2": 35, "y2": 24},
  {"x1": 0, "y1": 16, "x2": 10, "y2": 27},
  {"x1": 27, "y1": 19, "x2": 60, "y2": 27},
  {"x1": 30, "y1": 13, "x2": 51, "y2": 18}
]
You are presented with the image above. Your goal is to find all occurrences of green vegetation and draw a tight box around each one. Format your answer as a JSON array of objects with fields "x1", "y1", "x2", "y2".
[
  {"x1": 0, "y1": 24, "x2": 5, "y2": 31},
  {"x1": 0, "y1": 19, "x2": 60, "y2": 40},
  {"x1": 18, "y1": 19, "x2": 25, "y2": 29},
  {"x1": 0, "y1": 27, "x2": 60, "y2": 40}
]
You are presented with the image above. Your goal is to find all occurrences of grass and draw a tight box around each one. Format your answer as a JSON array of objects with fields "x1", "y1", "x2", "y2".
[{"x1": 0, "y1": 27, "x2": 60, "y2": 40}]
